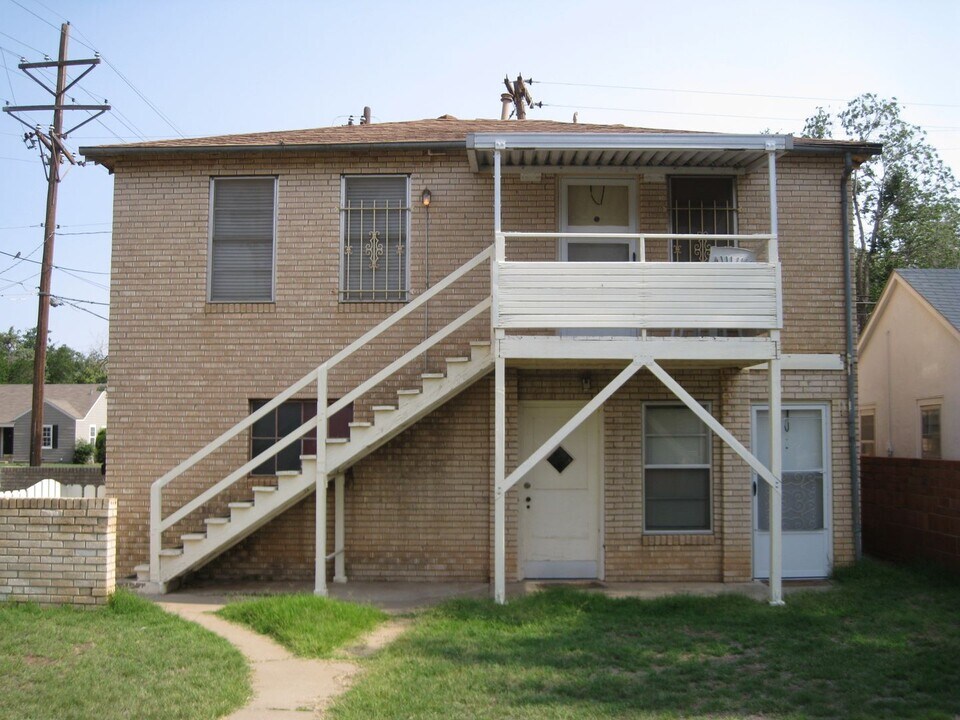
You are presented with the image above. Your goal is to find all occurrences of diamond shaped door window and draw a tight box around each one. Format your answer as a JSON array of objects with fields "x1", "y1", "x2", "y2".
[{"x1": 547, "y1": 446, "x2": 574, "y2": 473}]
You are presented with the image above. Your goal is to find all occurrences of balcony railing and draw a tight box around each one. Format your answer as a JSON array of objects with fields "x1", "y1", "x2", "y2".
[{"x1": 491, "y1": 232, "x2": 782, "y2": 334}]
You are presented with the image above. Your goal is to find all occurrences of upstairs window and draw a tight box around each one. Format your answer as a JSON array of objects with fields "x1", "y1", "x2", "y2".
[
  {"x1": 920, "y1": 404, "x2": 941, "y2": 459},
  {"x1": 341, "y1": 176, "x2": 409, "y2": 302},
  {"x1": 209, "y1": 177, "x2": 276, "y2": 302},
  {"x1": 669, "y1": 177, "x2": 737, "y2": 262},
  {"x1": 860, "y1": 411, "x2": 876, "y2": 457}
]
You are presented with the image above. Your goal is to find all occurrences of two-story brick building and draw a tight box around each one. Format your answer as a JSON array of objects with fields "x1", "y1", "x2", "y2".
[{"x1": 82, "y1": 117, "x2": 880, "y2": 603}]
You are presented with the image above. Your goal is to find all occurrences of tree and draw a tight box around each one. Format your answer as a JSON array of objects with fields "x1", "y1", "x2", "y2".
[
  {"x1": 802, "y1": 94, "x2": 960, "y2": 328},
  {"x1": 0, "y1": 327, "x2": 108, "y2": 384}
]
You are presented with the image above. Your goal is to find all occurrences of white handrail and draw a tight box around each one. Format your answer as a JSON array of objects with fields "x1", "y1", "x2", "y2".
[{"x1": 150, "y1": 245, "x2": 494, "y2": 585}]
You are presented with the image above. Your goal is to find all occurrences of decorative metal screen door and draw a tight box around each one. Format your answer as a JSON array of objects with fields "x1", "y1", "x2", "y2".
[
  {"x1": 752, "y1": 405, "x2": 832, "y2": 579},
  {"x1": 560, "y1": 179, "x2": 636, "y2": 337},
  {"x1": 519, "y1": 401, "x2": 602, "y2": 579}
]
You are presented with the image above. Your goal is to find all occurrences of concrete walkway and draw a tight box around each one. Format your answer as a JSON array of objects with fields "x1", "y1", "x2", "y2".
[{"x1": 157, "y1": 594, "x2": 402, "y2": 719}]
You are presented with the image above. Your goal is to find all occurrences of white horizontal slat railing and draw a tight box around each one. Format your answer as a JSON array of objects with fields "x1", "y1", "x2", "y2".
[
  {"x1": 149, "y1": 245, "x2": 494, "y2": 585},
  {"x1": 494, "y1": 232, "x2": 782, "y2": 333}
]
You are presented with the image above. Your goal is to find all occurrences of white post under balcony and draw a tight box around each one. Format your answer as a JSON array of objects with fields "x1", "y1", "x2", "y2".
[
  {"x1": 767, "y1": 145, "x2": 784, "y2": 606},
  {"x1": 493, "y1": 141, "x2": 508, "y2": 604},
  {"x1": 333, "y1": 473, "x2": 346, "y2": 584}
]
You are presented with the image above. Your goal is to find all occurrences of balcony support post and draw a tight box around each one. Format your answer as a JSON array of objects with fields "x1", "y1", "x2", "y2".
[
  {"x1": 493, "y1": 351, "x2": 506, "y2": 604},
  {"x1": 315, "y1": 365, "x2": 328, "y2": 597}
]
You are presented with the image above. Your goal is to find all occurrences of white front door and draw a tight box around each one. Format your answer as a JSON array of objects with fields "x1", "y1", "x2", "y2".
[
  {"x1": 560, "y1": 179, "x2": 637, "y2": 337},
  {"x1": 752, "y1": 405, "x2": 832, "y2": 579},
  {"x1": 520, "y1": 401, "x2": 602, "y2": 579}
]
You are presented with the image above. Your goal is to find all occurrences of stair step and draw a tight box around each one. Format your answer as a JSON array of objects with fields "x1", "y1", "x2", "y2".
[
  {"x1": 372, "y1": 405, "x2": 396, "y2": 412},
  {"x1": 181, "y1": 533, "x2": 207, "y2": 542},
  {"x1": 159, "y1": 548, "x2": 183, "y2": 557},
  {"x1": 397, "y1": 388, "x2": 421, "y2": 396},
  {"x1": 348, "y1": 421, "x2": 372, "y2": 429},
  {"x1": 204, "y1": 517, "x2": 230, "y2": 527},
  {"x1": 446, "y1": 356, "x2": 470, "y2": 364},
  {"x1": 134, "y1": 563, "x2": 150, "y2": 576},
  {"x1": 276, "y1": 470, "x2": 300, "y2": 477},
  {"x1": 326, "y1": 437, "x2": 349, "y2": 445},
  {"x1": 252, "y1": 485, "x2": 278, "y2": 494},
  {"x1": 470, "y1": 340, "x2": 491, "y2": 348},
  {"x1": 421, "y1": 372, "x2": 445, "y2": 380},
  {"x1": 300, "y1": 454, "x2": 317, "y2": 461},
  {"x1": 228, "y1": 501, "x2": 254, "y2": 510}
]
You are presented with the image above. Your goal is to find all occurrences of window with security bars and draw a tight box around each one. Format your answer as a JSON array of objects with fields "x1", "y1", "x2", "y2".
[
  {"x1": 209, "y1": 177, "x2": 276, "y2": 302},
  {"x1": 669, "y1": 177, "x2": 737, "y2": 262},
  {"x1": 341, "y1": 176, "x2": 409, "y2": 302}
]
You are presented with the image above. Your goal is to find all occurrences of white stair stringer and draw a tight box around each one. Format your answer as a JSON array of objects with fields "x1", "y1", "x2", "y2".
[
  {"x1": 144, "y1": 341, "x2": 492, "y2": 590},
  {"x1": 325, "y1": 342, "x2": 493, "y2": 476},
  {"x1": 153, "y1": 460, "x2": 318, "y2": 588}
]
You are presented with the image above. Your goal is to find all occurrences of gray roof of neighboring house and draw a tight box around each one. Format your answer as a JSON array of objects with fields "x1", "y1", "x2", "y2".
[
  {"x1": 0, "y1": 384, "x2": 105, "y2": 424},
  {"x1": 897, "y1": 268, "x2": 960, "y2": 333}
]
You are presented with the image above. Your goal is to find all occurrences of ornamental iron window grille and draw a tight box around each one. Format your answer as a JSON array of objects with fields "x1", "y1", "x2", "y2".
[
  {"x1": 341, "y1": 176, "x2": 410, "y2": 302},
  {"x1": 669, "y1": 177, "x2": 738, "y2": 262}
]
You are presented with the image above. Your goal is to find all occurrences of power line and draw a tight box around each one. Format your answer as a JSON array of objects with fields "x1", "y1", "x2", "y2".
[
  {"x1": 541, "y1": 102, "x2": 806, "y2": 124},
  {"x1": 0, "y1": 31, "x2": 46, "y2": 56},
  {"x1": 55, "y1": 230, "x2": 110, "y2": 236},
  {"x1": 8, "y1": 0, "x2": 59, "y2": 31},
  {"x1": 54, "y1": 293, "x2": 108, "y2": 306},
  {"x1": 1, "y1": 154, "x2": 37, "y2": 163},
  {"x1": 0, "y1": 248, "x2": 110, "y2": 275},
  {"x1": 530, "y1": 79, "x2": 960, "y2": 111},
  {"x1": 0, "y1": 241, "x2": 43, "y2": 274},
  {"x1": 1, "y1": 40, "x2": 18, "y2": 103},
  {"x1": 59, "y1": 297, "x2": 107, "y2": 321}
]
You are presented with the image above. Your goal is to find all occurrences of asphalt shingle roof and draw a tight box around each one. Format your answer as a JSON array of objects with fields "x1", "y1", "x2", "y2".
[
  {"x1": 0, "y1": 384, "x2": 105, "y2": 425},
  {"x1": 897, "y1": 268, "x2": 960, "y2": 333}
]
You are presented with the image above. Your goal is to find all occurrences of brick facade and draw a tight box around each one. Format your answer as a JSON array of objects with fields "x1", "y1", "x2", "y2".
[
  {"x1": 0, "y1": 498, "x2": 117, "y2": 606},
  {"x1": 105, "y1": 140, "x2": 856, "y2": 584}
]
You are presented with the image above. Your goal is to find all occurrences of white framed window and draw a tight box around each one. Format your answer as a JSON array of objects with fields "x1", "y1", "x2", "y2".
[
  {"x1": 340, "y1": 175, "x2": 410, "y2": 302},
  {"x1": 643, "y1": 403, "x2": 712, "y2": 532},
  {"x1": 919, "y1": 402, "x2": 942, "y2": 460},
  {"x1": 208, "y1": 177, "x2": 277, "y2": 302},
  {"x1": 89, "y1": 424, "x2": 98, "y2": 444},
  {"x1": 42, "y1": 424, "x2": 54, "y2": 449},
  {"x1": 859, "y1": 409, "x2": 876, "y2": 457}
]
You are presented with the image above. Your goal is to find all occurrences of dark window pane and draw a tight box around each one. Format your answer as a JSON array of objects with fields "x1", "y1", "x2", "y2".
[
  {"x1": 277, "y1": 442, "x2": 301, "y2": 473},
  {"x1": 251, "y1": 438, "x2": 276, "y2": 475}
]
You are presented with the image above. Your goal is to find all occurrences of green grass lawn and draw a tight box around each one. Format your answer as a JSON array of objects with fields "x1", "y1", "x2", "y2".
[
  {"x1": 0, "y1": 590, "x2": 249, "y2": 720},
  {"x1": 217, "y1": 593, "x2": 388, "y2": 658},
  {"x1": 325, "y1": 561, "x2": 960, "y2": 720}
]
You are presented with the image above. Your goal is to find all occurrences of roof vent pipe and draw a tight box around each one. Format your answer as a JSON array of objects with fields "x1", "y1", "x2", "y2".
[
  {"x1": 361, "y1": 106, "x2": 372, "y2": 125},
  {"x1": 500, "y1": 93, "x2": 513, "y2": 120}
]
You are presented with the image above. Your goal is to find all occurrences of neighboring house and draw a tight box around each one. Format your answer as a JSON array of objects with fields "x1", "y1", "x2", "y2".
[
  {"x1": 858, "y1": 269, "x2": 960, "y2": 461},
  {"x1": 0, "y1": 384, "x2": 107, "y2": 463},
  {"x1": 82, "y1": 117, "x2": 880, "y2": 602}
]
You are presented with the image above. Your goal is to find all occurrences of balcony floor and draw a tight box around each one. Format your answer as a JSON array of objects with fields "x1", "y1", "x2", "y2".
[{"x1": 500, "y1": 335, "x2": 777, "y2": 370}]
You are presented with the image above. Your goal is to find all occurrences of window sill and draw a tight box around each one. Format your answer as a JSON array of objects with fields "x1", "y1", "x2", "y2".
[
  {"x1": 641, "y1": 533, "x2": 716, "y2": 546},
  {"x1": 205, "y1": 302, "x2": 276, "y2": 314}
]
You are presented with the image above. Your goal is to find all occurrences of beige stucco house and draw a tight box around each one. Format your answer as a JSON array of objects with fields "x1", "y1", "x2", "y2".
[
  {"x1": 82, "y1": 117, "x2": 879, "y2": 603},
  {"x1": 0, "y1": 384, "x2": 107, "y2": 463},
  {"x1": 858, "y1": 269, "x2": 960, "y2": 461}
]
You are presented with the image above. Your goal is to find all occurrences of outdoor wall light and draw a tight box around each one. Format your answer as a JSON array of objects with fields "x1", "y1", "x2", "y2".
[{"x1": 421, "y1": 188, "x2": 432, "y2": 207}]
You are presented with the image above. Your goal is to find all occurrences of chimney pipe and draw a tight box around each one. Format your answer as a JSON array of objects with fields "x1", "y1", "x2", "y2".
[
  {"x1": 500, "y1": 93, "x2": 513, "y2": 120},
  {"x1": 362, "y1": 106, "x2": 372, "y2": 124}
]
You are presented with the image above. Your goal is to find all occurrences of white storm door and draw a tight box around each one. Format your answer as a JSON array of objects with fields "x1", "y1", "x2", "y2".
[
  {"x1": 520, "y1": 401, "x2": 602, "y2": 579},
  {"x1": 752, "y1": 405, "x2": 832, "y2": 579},
  {"x1": 560, "y1": 179, "x2": 637, "y2": 337}
]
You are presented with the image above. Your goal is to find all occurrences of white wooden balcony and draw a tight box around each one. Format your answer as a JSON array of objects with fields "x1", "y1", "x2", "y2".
[{"x1": 491, "y1": 231, "x2": 782, "y2": 367}]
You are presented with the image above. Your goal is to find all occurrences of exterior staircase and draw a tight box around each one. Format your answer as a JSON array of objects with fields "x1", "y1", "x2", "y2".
[{"x1": 136, "y1": 339, "x2": 492, "y2": 590}]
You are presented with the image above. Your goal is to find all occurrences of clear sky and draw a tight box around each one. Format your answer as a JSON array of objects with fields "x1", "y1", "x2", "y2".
[{"x1": 1, "y1": 0, "x2": 958, "y2": 352}]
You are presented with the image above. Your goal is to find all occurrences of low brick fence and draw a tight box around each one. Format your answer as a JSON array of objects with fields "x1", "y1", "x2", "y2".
[
  {"x1": 861, "y1": 456, "x2": 960, "y2": 572},
  {"x1": 0, "y1": 498, "x2": 117, "y2": 606},
  {"x1": 0, "y1": 465, "x2": 104, "y2": 492}
]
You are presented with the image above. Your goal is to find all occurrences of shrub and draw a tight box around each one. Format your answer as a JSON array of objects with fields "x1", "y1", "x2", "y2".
[
  {"x1": 94, "y1": 428, "x2": 106, "y2": 464},
  {"x1": 73, "y1": 440, "x2": 94, "y2": 464}
]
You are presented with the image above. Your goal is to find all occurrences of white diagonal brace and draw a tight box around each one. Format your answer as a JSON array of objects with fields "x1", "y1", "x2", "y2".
[
  {"x1": 645, "y1": 360, "x2": 780, "y2": 492},
  {"x1": 501, "y1": 358, "x2": 645, "y2": 493}
]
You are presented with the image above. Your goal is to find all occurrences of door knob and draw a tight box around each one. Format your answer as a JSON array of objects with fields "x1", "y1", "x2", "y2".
[{"x1": 523, "y1": 482, "x2": 531, "y2": 489}]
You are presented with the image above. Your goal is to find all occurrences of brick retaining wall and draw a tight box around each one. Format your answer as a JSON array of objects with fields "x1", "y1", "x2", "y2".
[
  {"x1": 0, "y1": 465, "x2": 104, "y2": 492},
  {"x1": 861, "y1": 456, "x2": 960, "y2": 572},
  {"x1": 0, "y1": 498, "x2": 117, "y2": 606}
]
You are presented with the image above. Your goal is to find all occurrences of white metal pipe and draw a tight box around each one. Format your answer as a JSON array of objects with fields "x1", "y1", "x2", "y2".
[
  {"x1": 768, "y1": 357, "x2": 784, "y2": 606},
  {"x1": 493, "y1": 144, "x2": 503, "y2": 234},
  {"x1": 315, "y1": 365, "x2": 328, "y2": 597},
  {"x1": 334, "y1": 473, "x2": 346, "y2": 583},
  {"x1": 767, "y1": 148, "x2": 779, "y2": 264},
  {"x1": 494, "y1": 352, "x2": 506, "y2": 604}
]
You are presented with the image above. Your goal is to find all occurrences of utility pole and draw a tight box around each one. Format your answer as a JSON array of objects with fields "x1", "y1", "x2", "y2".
[
  {"x1": 2, "y1": 23, "x2": 109, "y2": 466},
  {"x1": 502, "y1": 74, "x2": 539, "y2": 120}
]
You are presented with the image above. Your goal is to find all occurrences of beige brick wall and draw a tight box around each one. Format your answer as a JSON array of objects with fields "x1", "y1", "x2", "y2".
[
  {"x1": 0, "y1": 498, "x2": 117, "y2": 606},
  {"x1": 107, "y1": 146, "x2": 855, "y2": 583}
]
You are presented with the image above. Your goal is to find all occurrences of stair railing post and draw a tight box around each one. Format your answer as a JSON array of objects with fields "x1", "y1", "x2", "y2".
[
  {"x1": 334, "y1": 473, "x2": 347, "y2": 583},
  {"x1": 150, "y1": 483, "x2": 161, "y2": 585},
  {"x1": 315, "y1": 364, "x2": 329, "y2": 596}
]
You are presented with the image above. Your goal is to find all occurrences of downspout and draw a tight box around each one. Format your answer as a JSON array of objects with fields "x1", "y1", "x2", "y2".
[{"x1": 841, "y1": 151, "x2": 862, "y2": 560}]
